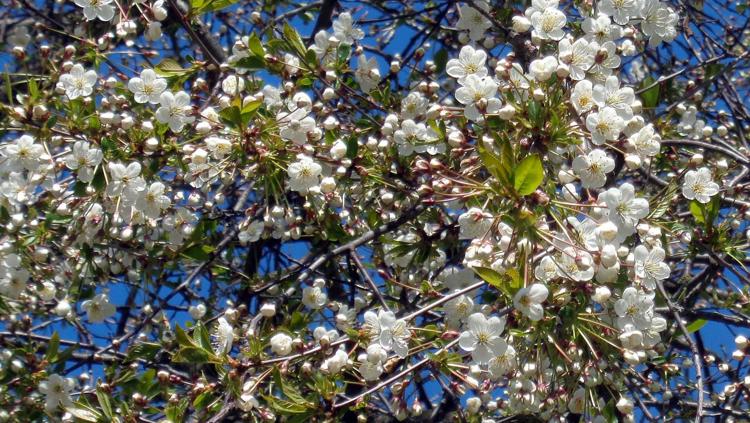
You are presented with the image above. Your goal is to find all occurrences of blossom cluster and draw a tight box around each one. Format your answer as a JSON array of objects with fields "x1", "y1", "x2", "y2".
[{"x1": 0, "y1": 0, "x2": 748, "y2": 422}]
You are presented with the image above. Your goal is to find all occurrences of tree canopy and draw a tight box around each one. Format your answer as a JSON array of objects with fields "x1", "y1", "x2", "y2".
[{"x1": 0, "y1": 0, "x2": 749, "y2": 421}]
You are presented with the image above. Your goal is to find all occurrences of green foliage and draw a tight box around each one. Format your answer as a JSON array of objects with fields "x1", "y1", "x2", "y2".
[
  {"x1": 190, "y1": 0, "x2": 239, "y2": 14},
  {"x1": 513, "y1": 154, "x2": 544, "y2": 196},
  {"x1": 640, "y1": 76, "x2": 660, "y2": 109},
  {"x1": 472, "y1": 266, "x2": 522, "y2": 297}
]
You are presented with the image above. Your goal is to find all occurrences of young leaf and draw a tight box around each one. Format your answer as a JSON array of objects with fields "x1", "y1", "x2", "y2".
[
  {"x1": 513, "y1": 154, "x2": 544, "y2": 196},
  {"x1": 247, "y1": 33, "x2": 265, "y2": 57},
  {"x1": 154, "y1": 59, "x2": 189, "y2": 77},
  {"x1": 639, "y1": 76, "x2": 660, "y2": 109},
  {"x1": 686, "y1": 319, "x2": 707, "y2": 333},
  {"x1": 283, "y1": 23, "x2": 306, "y2": 56}
]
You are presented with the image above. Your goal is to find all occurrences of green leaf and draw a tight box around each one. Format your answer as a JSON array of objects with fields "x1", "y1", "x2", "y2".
[
  {"x1": 96, "y1": 387, "x2": 114, "y2": 419},
  {"x1": 705, "y1": 196, "x2": 720, "y2": 224},
  {"x1": 473, "y1": 267, "x2": 505, "y2": 293},
  {"x1": 689, "y1": 200, "x2": 704, "y2": 224},
  {"x1": 175, "y1": 325, "x2": 195, "y2": 347},
  {"x1": 46, "y1": 331, "x2": 60, "y2": 362},
  {"x1": 28, "y1": 78, "x2": 39, "y2": 100},
  {"x1": 74, "y1": 181, "x2": 88, "y2": 197},
  {"x1": 127, "y1": 342, "x2": 161, "y2": 360},
  {"x1": 241, "y1": 98, "x2": 262, "y2": 122},
  {"x1": 513, "y1": 154, "x2": 544, "y2": 195},
  {"x1": 219, "y1": 106, "x2": 242, "y2": 128},
  {"x1": 527, "y1": 100, "x2": 542, "y2": 127},
  {"x1": 472, "y1": 266, "x2": 522, "y2": 298},
  {"x1": 154, "y1": 58, "x2": 189, "y2": 77},
  {"x1": 434, "y1": 49, "x2": 448, "y2": 75},
  {"x1": 705, "y1": 63, "x2": 724, "y2": 81},
  {"x1": 283, "y1": 23, "x2": 306, "y2": 56},
  {"x1": 234, "y1": 55, "x2": 266, "y2": 71},
  {"x1": 182, "y1": 244, "x2": 214, "y2": 261},
  {"x1": 165, "y1": 398, "x2": 189, "y2": 423},
  {"x1": 640, "y1": 76, "x2": 660, "y2": 109},
  {"x1": 263, "y1": 395, "x2": 310, "y2": 414},
  {"x1": 173, "y1": 346, "x2": 212, "y2": 363},
  {"x1": 3, "y1": 72, "x2": 13, "y2": 106},
  {"x1": 477, "y1": 142, "x2": 512, "y2": 187},
  {"x1": 247, "y1": 33, "x2": 265, "y2": 57},
  {"x1": 337, "y1": 44, "x2": 351, "y2": 65},
  {"x1": 648, "y1": 180, "x2": 679, "y2": 219},
  {"x1": 289, "y1": 312, "x2": 307, "y2": 332},
  {"x1": 273, "y1": 368, "x2": 312, "y2": 406},
  {"x1": 65, "y1": 405, "x2": 101, "y2": 422},
  {"x1": 687, "y1": 319, "x2": 707, "y2": 333},
  {"x1": 689, "y1": 197, "x2": 720, "y2": 227},
  {"x1": 91, "y1": 167, "x2": 106, "y2": 192},
  {"x1": 346, "y1": 137, "x2": 358, "y2": 159},
  {"x1": 193, "y1": 322, "x2": 213, "y2": 352},
  {"x1": 192, "y1": 0, "x2": 239, "y2": 14}
]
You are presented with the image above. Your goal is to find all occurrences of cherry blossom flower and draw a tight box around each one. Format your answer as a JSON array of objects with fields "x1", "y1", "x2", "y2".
[
  {"x1": 628, "y1": 124, "x2": 661, "y2": 158},
  {"x1": 135, "y1": 181, "x2": 170, "y2": 219},
  {"x1": 287, "y1": 156, "x2": 322, "y2": 194},
  {"x1": 598, "y1": 183, "x2": 649, "y2": 236},
  {"x1": 212, "y1": 317, "x2": 234, "y2": 354},
  {"x1": 593, "y1": 76, "x2": 636, "y2": 119},
  {"x1": 74, "y1": 0, "x2": 115, "y2": 22},
  {"x1": 458, "y1": 207, "x2": 494, "y2": 240},
  {"x1": 682, "y1": 167, "x2": 720, "y2": 203},
  {"x1": 332, "y1": 12, "x2": 363, "y2": 45},
  {"x1": 81, "y1": 292, "x2": 116, "y2": 322},
  {"x1": 582, "y1": 13, "x2": 622, "y2": 44},
  {"x1": 459, "y1": 312, "x2": 507, "y2": 364},
  {"x1": 4, "y1": 134, "x2": 47, "y2": 171},
  {"x1": 355, "y1": 54, "x2": 381, "y2": 93},
  {"x1": 454, "y1": 75, "x2": 501, "y2": 121},
  {"x1": 270, "y1": 332, "x2": 293, "y2": 355},
  {"x1": 64, "y1": 141, "x2": 102, "y2": 182},
  {"x1": 128, "y1": 69, "x2": 167, "y2": 104},
  {"x1": 614, "y1": 287, "x2": 655, "y2": 330},
  {"x1": 586, "y1": 106, "x2": 625, "y2": 145},
  {"x1": 571, "y1": 80, "x2": 595, "y2": 114},
  {"x1": 446, "y1": 45, "x2": 488, "y2": 82},
  {"x1": 600, "y1": 0, "x2": 642, "y2": 25},
  {"x1": 364, "y1": 309, "x2": 410, "y2": 358},
  {"x1": 558, "y1": 38, "x2": 597, "y2": 81},
  {"x1": 456, "y1": 2, "x2": 492, "y2": 41},
  {"x1": 572, "y1": 149, "x2": 615, "y2": 188},
  {"x1": 59, "y1": 64, "x2": 97, "y2": 100},
  {"x1": 107, "y1": 162, "x2": 146, "y2": 201},
  {"x1": 39, "y1": 374, "x2": 75, "y2": 411},
  {"x1": 155, "y1": 91, "x2": 195, "y2": 132},
  {"x1": 640, "y1": 0, "x2": 679, "y2": 46},
  {"x1": 513, "y1": 284, "x2": 549, "y2": 321},
  {"x1": 557, "y1": 247, "x2": 595, "y2": 282},
  {"x1": 634, "y1": 245, "x2": 670, "y2": 290},
  {"x1": 530, "y1": 7, "x2": 567, "y2": 41}
]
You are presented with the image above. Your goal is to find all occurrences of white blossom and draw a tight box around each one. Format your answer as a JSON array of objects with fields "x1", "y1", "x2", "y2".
[
  {"x1": 155, "y1": 91, "x2": 195, "y2": 132},
  {"x1": 458, "y1": 312, "x2": 507, "y2": 364},
  {"x1": 59, "y1": 64, "x2": 97, "y2": 100},
  {"x1": 446, "y1": 45, "x2": 488, "y2": 82},
  {"x1": 572, "y1": 149, "x2": 615, "y2": 188},
  {"x1": 287, "y1": 156, "x2": 322, "y2": 194},
  {"x1": 212, "y1": 317, "x2": 234, "y2": 354},
  {"x1": 128, "y1": 69, "x2": 167, "y2": 104},
  {"x1": 332, "y1": 12, "x2": 364, "y2": 45},
  {"x1": 74, "y1": 0, "x2": 115, "y2": 22},
  {"x1": 682, "y1": 167, "x2": 719, "y2": 204},
  {"x1": 513, "y1": 284, "x2": 549, "y2": 321},
  {"x1": 81, "y1": 292, "x2": 116, "y2": 323}
]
